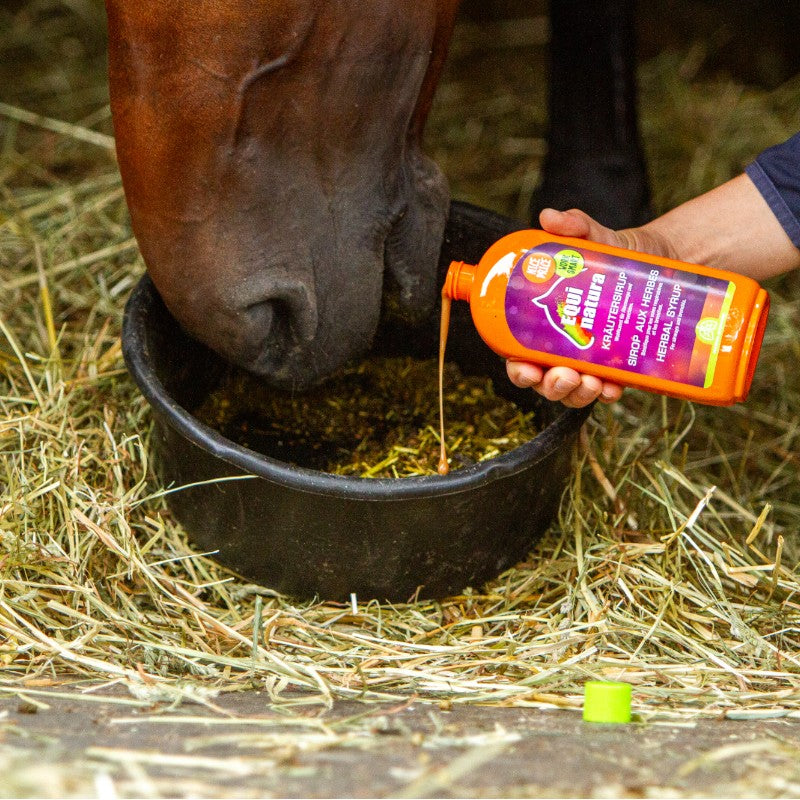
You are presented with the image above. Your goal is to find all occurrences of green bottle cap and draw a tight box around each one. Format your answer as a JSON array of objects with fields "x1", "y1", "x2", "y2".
[{"x1": 583, "y1": 680, "x2": 632, "y2": 723}]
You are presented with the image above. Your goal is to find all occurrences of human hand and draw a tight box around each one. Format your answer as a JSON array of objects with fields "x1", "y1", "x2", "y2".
[
  {"x1": 509, "y1": 170, "x2": 800, "y2": 407},
  {"x1": 506, "y1": 207, "x2": 672, "y2": 408}
]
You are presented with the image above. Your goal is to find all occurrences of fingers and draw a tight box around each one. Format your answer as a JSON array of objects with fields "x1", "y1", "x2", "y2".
[
  {"x1": 507, "y1": 361, "x2": 624, "y2": 408},
  {"x1": 597, "y1": 382, "x2": 624, "y2": 404},
  {"x1": 506, "y1": 360, "x2": 544, "y2": 389},
  {"x1": 538, "y1": 368, "x2": 601, "y2": 407}
]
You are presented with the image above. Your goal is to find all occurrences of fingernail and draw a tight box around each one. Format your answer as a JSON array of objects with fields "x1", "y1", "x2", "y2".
[
  {"x1": 554, "y1": 378, "x2": 578, "y2": 393},
  {"x1": 509, "y1": 362, "x2": 540, "y2": 387},
  {"x1": 524, "y1": 371, "x2": 542, "y2": 386}
]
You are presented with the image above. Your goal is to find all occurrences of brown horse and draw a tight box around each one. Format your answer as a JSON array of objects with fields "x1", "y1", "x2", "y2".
[{"x1": 106, "y1": 0, "x2": 648, "y2": 389}]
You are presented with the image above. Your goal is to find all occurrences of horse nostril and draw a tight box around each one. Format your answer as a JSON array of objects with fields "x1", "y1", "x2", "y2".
[{"x1": 246, "y1": 279, "x2": 318, "y2": 346}]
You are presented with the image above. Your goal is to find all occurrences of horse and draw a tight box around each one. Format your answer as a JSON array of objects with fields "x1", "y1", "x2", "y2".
[{"x1": 105, "y1": 0, "x2": 649, "y2": 389}]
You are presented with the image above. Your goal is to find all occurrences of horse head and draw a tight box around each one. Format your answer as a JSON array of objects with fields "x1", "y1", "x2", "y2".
[{"x1": 107, "y1": 0, "x2": 460, "y2": 388}]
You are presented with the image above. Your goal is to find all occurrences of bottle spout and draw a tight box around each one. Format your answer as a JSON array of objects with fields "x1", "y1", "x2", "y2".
[{"x1": 443, "y1": 260, "x2": 476, "y2": 302}]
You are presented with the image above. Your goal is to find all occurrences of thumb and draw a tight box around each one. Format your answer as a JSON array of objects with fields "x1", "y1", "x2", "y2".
[{"x1": 539, "y1": 208, "x2": 620, "y2": 246}]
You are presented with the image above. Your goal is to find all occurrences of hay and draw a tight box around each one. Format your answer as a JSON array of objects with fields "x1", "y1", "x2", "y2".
[{"x1": 1, "y1": 0, "x2": 799, "y2": 730}]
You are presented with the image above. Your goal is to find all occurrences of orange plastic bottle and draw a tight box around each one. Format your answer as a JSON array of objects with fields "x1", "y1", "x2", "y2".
[{"x1": 443, "y1": 230, "x2": 770, "y2": 406}]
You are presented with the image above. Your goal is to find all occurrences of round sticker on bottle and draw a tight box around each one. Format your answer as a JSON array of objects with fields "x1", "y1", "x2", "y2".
[
  {"x1": 696, "y1": 317, "x2": 720, "y2": 345},
  {"x1": 554, "y1": 249, "x2": 585, "y2": 278},
  {"x1": 522, "y1": 251, "x2": 555, "y2": 283}
]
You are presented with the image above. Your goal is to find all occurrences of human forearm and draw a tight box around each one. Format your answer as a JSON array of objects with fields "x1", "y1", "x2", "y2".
[{"x1": 628, "y1": 173, "x2": 800, "y2": 280}]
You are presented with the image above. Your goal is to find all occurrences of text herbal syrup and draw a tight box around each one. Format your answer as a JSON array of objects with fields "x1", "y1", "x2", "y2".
[{"x1": 442, "y1": 230, "x2": 770, "y2": 407}]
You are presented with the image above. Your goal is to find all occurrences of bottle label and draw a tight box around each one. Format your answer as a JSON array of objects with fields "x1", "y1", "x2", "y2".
[{"x1": 503, "y1": 242, "x2": 735, "y2": 387}]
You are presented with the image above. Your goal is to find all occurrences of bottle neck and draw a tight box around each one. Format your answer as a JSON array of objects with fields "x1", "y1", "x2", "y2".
[{"x1": 443, "y1": 260, "x2": 476, "y2": 301}]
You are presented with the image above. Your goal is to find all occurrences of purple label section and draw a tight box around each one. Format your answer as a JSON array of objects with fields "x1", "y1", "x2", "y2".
[{"x1": 503, "y1": 242, "x2": 734, "y2": 387}]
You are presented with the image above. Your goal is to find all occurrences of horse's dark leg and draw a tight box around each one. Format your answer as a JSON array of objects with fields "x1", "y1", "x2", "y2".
[{"x1": 532, "y1": 0, "x2": 651, "y2": 229}]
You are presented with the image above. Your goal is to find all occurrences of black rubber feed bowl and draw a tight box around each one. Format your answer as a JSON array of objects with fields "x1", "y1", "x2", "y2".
[{"x1": 122, "y1": 202, "x2": 591, "y2": 601}]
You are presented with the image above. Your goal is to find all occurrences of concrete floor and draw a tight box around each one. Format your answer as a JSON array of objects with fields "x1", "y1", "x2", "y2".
[{"x1": 2, "y1": 688, "x2": 800, "y2": 798}]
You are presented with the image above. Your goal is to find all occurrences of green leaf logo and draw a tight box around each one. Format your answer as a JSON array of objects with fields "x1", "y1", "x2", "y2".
[{"x1": 695, "y1": 317, "x2": 719, "y2": 345}]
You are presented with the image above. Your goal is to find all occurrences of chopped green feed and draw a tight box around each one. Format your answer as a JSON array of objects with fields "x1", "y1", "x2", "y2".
[{"x1": 194, "y1": 356, "x2": 537, "y2": 477}]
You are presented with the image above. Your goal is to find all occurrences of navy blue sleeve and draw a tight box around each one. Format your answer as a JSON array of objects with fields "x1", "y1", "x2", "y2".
[{"x1": 745, "y1": 132, "x2": 800, "y2": 249}]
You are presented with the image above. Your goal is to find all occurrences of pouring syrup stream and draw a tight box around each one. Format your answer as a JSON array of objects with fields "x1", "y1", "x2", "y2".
[{"x1": 437, "y1": 293, "x2": 451, "y2": 475}]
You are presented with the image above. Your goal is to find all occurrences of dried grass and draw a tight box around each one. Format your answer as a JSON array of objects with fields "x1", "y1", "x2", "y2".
[{"x1": 1, "y1": 0, "x2": 799, "y2": 733}]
